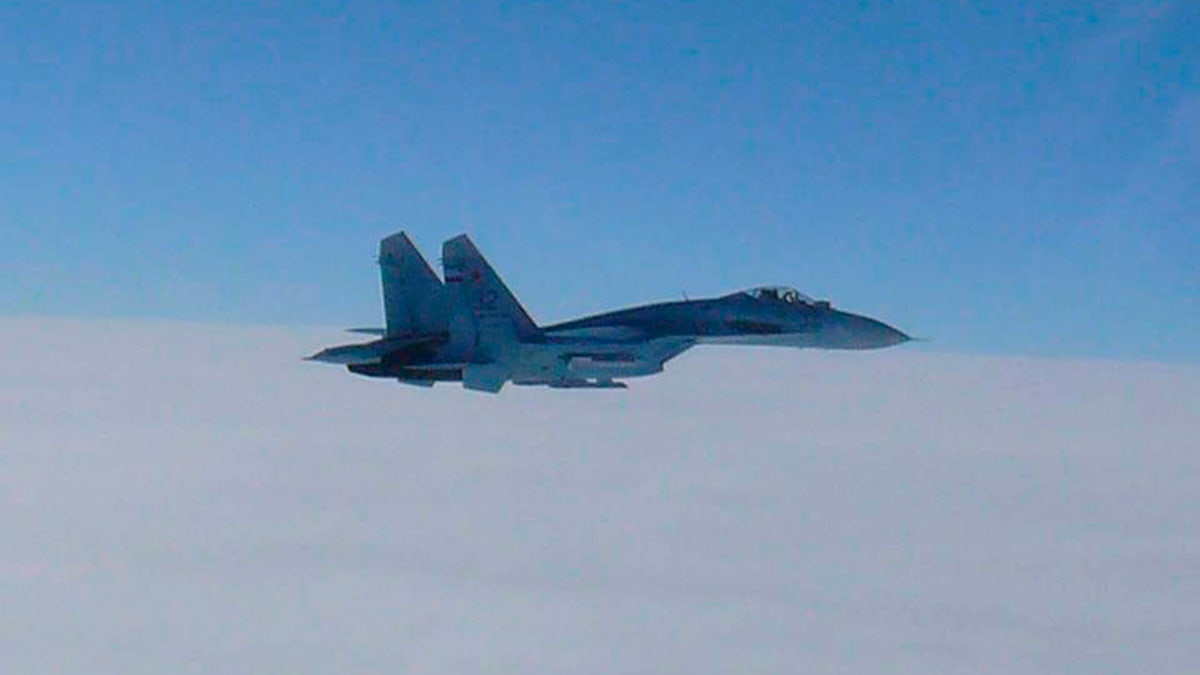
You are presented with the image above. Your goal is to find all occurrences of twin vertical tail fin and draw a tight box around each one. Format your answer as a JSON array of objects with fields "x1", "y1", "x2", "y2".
[
  {"x1": 442, "y1": 234, "x2": 541, "y2": 342},
  {"x1": 379, "y1": 232, "x2": 448, "y2": 337},
  {"x1": 371, "y1": 232, "x2": 538, "y2": 393}
]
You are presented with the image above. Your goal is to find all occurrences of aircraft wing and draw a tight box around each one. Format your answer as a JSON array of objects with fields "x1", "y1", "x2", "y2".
[{"x1": 542, "y1": 324, "x2": 654, "y2": 343}]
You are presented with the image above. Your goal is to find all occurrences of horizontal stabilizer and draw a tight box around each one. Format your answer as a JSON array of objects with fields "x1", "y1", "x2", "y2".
[
  {"x1": 306, "y1": 335, "x2": 441, "y2": 365},
  {"x1": 346, "y1": 327, "x2": 386, "y2": 336}
]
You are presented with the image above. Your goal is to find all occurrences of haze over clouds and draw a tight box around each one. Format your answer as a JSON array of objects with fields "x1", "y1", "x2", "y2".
[{"x1": 3, "y1": 318, "x2": 1197, "y2": 673}]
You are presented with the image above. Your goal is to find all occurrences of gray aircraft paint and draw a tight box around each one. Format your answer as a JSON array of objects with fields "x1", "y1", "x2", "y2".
[{"x1": 308, "y1": 232, "x2": 910, "y2": 392}]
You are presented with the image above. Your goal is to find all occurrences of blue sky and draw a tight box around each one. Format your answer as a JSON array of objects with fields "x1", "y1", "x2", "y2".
[{"x1": 3, "y1": 0, "x2": 1196, "y2": 361}]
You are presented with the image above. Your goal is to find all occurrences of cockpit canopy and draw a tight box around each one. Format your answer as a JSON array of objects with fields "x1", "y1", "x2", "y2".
[{"x1": 737, "y1": 286, "x2": 829, "y2": 308}]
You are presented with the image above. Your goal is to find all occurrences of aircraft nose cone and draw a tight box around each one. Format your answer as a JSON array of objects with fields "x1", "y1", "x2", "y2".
[
  {"x1": 876, "y1": 322, "x2": 910, "y2": 348},
  {"x1": 832, "y1": 313, "x2": 910, "y2": 350}
]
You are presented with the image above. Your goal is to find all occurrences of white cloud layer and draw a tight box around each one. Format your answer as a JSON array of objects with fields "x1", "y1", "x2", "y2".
[{"x1": 2, "y1": 318, "x2": 1197, "y2": 673}]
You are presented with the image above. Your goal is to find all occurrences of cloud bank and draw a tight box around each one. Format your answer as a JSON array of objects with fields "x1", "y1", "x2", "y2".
[{"x1": 2, "y1": 318, "x2": 1197, "y2": 673}]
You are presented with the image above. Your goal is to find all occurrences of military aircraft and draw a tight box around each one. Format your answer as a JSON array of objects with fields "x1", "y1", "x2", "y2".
[{"x1": 307, "y1": 231, "x2": 910, "y2": 392}]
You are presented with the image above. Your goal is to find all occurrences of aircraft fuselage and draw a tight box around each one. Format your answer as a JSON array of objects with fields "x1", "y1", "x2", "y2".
[{"x1": 308, "y1": 233, "x2": 910, "y2": 392}]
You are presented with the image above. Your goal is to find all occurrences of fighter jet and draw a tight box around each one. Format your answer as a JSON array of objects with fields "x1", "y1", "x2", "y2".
[{"x1": 307, "y1": 231, "x2": 910, "y2": 392}]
